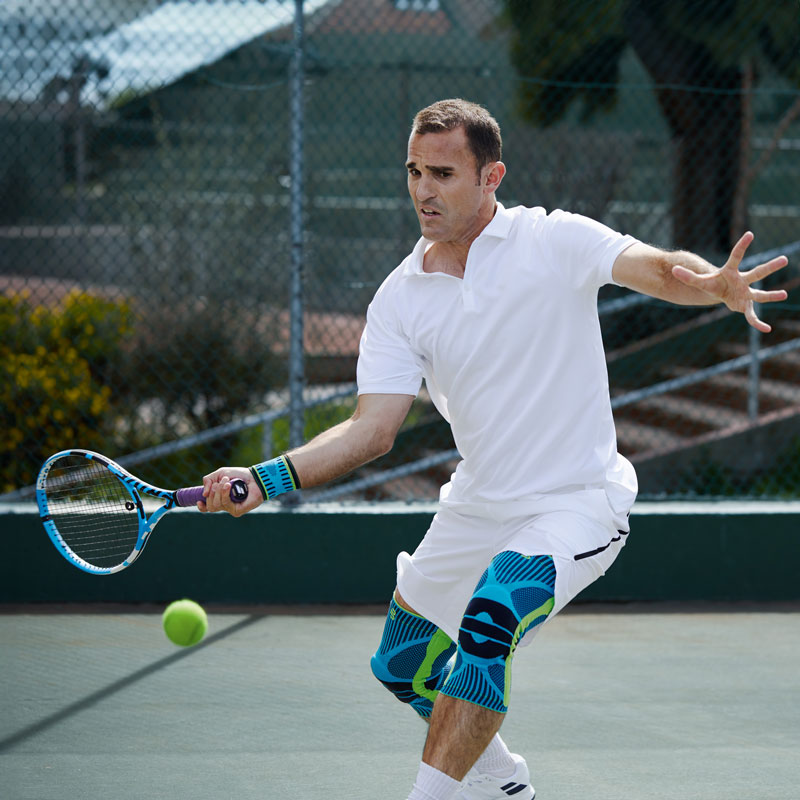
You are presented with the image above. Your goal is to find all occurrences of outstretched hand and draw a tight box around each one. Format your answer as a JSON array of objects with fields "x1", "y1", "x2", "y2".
[
  {"x1": 671, "y1": 232, "x2": 789, "y2": 333},
  {"x1": 201, "y1": 467, "x2": 264, "y2": 516}
]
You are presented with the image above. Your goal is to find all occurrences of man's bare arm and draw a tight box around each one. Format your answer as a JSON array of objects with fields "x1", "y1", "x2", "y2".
[
  {"x1": 612, "y1": 232, "x2": 788, "y2": 332},
  {"x1": 202, "y1": 393, "x2": 415, "y2": 514},
  {"x1": 287, "y1": 393, "x2": 415, "y2": 488}
]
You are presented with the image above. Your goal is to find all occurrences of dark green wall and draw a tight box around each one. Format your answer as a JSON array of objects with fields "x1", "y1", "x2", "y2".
[{"x1": 2, "y1": 505, "x2": 798, "y2": 606}]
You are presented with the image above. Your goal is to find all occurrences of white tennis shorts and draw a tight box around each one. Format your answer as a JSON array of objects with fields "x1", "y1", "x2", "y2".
[{"x1": 396, "y1": 505, "x2": 628, "y2": 646}]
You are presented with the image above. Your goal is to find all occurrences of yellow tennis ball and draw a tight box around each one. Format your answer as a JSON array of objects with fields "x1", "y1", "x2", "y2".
[{"x1": 162, "y1": 599, "x2": 208, "y2": 647}]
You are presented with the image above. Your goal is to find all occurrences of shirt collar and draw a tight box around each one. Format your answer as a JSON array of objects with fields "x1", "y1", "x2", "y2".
[{"x1": 480, "y1": 201, "x2": 512, "y2": 239}]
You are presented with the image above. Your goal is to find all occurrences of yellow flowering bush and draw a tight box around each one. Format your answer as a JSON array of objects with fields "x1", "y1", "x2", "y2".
[{"x1": 0, "y1": 291, "x2": 133, "y2": 492}]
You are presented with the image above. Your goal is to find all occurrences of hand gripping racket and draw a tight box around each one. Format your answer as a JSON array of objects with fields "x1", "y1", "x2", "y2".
[{"x1": 36, "y1": 449, "x2": 247, "y2": 575}]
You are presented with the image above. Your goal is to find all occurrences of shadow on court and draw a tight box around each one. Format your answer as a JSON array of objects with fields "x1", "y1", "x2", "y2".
[{"x1": 1, "y1": 605, "x2": 798, "y2": 800}]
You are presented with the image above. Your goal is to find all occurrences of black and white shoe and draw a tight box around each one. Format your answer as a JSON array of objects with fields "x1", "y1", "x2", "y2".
[{"x1": 454, "y1": 753, "x2": 535, "y2": 799}]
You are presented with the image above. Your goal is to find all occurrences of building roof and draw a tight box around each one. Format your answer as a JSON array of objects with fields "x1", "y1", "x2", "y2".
[
  {"x1": 1, "y1": 0, "x2": 333, "y2": 110},
  {"x1": 305, "y1": 0, "x2": 500, "y2": 36}
]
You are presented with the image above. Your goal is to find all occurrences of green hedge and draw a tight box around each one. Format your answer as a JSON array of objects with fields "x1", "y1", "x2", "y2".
[{"x1": 0, "y1": 291, "x2": 133, "y2": 491}]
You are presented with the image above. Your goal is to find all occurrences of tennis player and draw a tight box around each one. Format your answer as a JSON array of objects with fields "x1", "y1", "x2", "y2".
[{"x1": 202, "y1": 99, "x2": 788, "y2": 800}]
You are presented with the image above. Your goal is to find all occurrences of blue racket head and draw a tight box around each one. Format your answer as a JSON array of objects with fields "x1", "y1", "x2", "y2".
[
  {"x1": 36, "y1": 450, "x2": 155, "y2": 575},
  {"x1": 36, "y1": 449, "x2": 247, "y2": 574}
]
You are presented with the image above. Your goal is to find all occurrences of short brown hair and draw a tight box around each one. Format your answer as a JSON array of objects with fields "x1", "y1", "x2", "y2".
[{"x1": 412, "y1": 99, "x2": 502, "y2": 173}]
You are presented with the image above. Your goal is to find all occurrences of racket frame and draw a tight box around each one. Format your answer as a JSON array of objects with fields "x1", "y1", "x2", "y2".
[{"x1": 37, "y1": 449, "x2": 192, "y2": 575}]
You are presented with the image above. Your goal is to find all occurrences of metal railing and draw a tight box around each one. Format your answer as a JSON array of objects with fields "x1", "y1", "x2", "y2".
[
  {"x1": 307, "y1": 338, "x2": 800, "y2": 503},
  {"x1": 0, "y1": 383, "x2": 356, "y2": 503}
]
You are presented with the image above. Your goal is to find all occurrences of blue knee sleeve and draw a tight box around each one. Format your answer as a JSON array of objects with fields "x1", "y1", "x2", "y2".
[
  {"x1": 370, "y1": 598, "x2": 456, "y2": 718},
  {"x1": 441, "y1": 552, "x2": 556, "y2": 713}
]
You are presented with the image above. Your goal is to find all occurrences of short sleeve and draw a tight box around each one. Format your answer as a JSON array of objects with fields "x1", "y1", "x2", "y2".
[
  {"x1": 538, "y1": 209, "x2": 639, "y2": 291},
  {"x1": 356, "y1": 287, "x2": 423, "y2": 397}
]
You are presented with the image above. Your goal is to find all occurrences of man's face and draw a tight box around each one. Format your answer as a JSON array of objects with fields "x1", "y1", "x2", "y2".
[{"x1": 406, "y1": 127, "x2": 490, "y2": 244}]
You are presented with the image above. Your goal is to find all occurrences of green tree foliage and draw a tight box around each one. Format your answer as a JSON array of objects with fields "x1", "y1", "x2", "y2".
[
  {"x1": 504, "y1": 0, "x2": 800, "y2": 254},
  {"x1": 506, "y1": 0, "x2": 628, "y2": 125}
]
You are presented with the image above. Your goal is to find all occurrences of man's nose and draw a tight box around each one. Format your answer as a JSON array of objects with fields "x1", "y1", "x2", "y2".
[{"x1": 415, "y1": 174, "x2": 435, "y2": 201}]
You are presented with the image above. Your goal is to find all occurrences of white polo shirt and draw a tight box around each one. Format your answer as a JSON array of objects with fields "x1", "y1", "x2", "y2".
[{"x1": 357, "y1": 203, "x2": 639, "y2": 532}]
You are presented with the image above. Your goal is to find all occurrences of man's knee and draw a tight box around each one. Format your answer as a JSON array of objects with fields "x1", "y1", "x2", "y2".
[
  {"x1": 370, "y1": 597, "x2": 456, "y2": 718},
  {"x1": 441, "y1": 552, "x2": 556, "y2": 713}
]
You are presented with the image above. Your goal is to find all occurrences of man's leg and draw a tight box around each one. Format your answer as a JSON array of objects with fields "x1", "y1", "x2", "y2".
[
  {"x1": 407, "y1": 552, "x2": 556, "y2": 799},
  {"x1": 371, "y1": 591, "x2": 457, "y2": 719},
  {"x1": 373, "y1": 590, "x2": 518, "y2": 799},
  {"x1": 387, "y1": 592, "x2": 507, "y2": 779},
  {"x1": 423, "y1": 693, "x2": 504, "y2": 780},
  {"x1": 390, "y1": 589, "x2": 518, "y2": 770}
]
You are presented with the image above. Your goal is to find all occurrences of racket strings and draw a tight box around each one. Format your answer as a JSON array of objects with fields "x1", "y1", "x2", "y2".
[{"x1": 43, "y1": 457, "x2": 141, "y2": 569}]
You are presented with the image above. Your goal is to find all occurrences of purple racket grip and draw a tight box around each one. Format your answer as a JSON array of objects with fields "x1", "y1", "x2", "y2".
[{"x1": 175, "y1": 478, "x2": 248, "y2": 507}]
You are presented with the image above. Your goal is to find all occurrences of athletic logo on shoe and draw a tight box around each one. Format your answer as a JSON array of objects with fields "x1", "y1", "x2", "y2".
[{"x1": 500, "y1": 782, "x2": 529, "y2": 796}]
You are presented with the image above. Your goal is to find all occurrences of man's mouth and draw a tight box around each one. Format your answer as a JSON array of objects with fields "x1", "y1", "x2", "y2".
[{"x1": 420, "y1": 207, "x2": 441, "y2": 218}]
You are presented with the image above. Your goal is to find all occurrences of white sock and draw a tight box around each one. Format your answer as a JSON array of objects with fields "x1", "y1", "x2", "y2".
[
  {"x1": 407, "y1": 762, "x2": 461, "y2": 800},
  {"x1": 470, "y1": 733, "x2": 516, "y2": 777}
]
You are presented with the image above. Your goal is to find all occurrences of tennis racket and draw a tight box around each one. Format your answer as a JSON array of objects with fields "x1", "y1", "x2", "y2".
[{"x1": 36, "y1": 449, "x2": 248, "y2": 575}]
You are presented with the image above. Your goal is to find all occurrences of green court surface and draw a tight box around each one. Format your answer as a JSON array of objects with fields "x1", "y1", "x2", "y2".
[{"x1": 1, "y1": 606, "x2": 798, "y2": 800}]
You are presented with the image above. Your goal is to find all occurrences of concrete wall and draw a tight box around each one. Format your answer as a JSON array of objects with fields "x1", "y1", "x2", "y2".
[{"x1": 2, "y1": 502, "x2": 798, "y2": 606}]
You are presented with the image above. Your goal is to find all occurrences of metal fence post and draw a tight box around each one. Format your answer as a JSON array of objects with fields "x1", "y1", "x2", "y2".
[
  {"x1": 288, "y1": 0, "x2": 306, "y2": 452},
  {"x1": 748, "y1": 313, "x2": 760, "y2": 421}
]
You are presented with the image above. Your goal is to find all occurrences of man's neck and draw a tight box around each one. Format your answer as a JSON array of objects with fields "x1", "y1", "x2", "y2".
[
  {"x1": 423, "y1": 241, "x2": 470, "y2": 278},
  {"x1": 422, "y1": 201, "x2": 497, "y2": 277}
]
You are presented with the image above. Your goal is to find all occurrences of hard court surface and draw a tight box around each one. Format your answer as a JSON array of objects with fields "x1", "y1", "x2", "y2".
[{"x1": 1, "y1": 605, "x2": 798, "y2": 800}]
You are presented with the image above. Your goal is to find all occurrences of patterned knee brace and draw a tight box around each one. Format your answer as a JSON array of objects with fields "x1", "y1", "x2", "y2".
[
  {"x1": 441, "y1": 552, "x2": 556, "y2": 713},
  {"x1": 370, "y1": 598, "x2": 457, "y2": 718}
]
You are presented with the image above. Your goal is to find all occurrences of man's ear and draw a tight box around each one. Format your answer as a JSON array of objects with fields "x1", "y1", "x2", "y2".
[{"x1": 484, "y1": 161, "x2": 506, "y2": 193}]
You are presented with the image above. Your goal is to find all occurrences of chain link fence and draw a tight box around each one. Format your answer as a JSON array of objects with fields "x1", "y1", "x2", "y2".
[{"x1": 2, "y1": 0, "x2": 799, "y2": 502}]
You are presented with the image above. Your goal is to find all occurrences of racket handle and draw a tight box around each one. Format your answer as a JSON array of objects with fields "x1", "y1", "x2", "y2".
[{"x1": 175, "y1": 478, "x2": 249, "y2": 508}]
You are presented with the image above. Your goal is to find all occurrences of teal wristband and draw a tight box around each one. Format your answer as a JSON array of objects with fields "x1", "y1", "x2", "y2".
[{"x1": 249, "y1": 455, "x2": 300, "y2": 500}]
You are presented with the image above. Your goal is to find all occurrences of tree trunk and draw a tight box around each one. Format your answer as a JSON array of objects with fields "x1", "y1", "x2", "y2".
[
  {"x1": 667, "y1": 83, "x2": 742, "y2": 255},
  {"x1": 623, "y1": 0, "x2": 743, "y2": 256}
]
